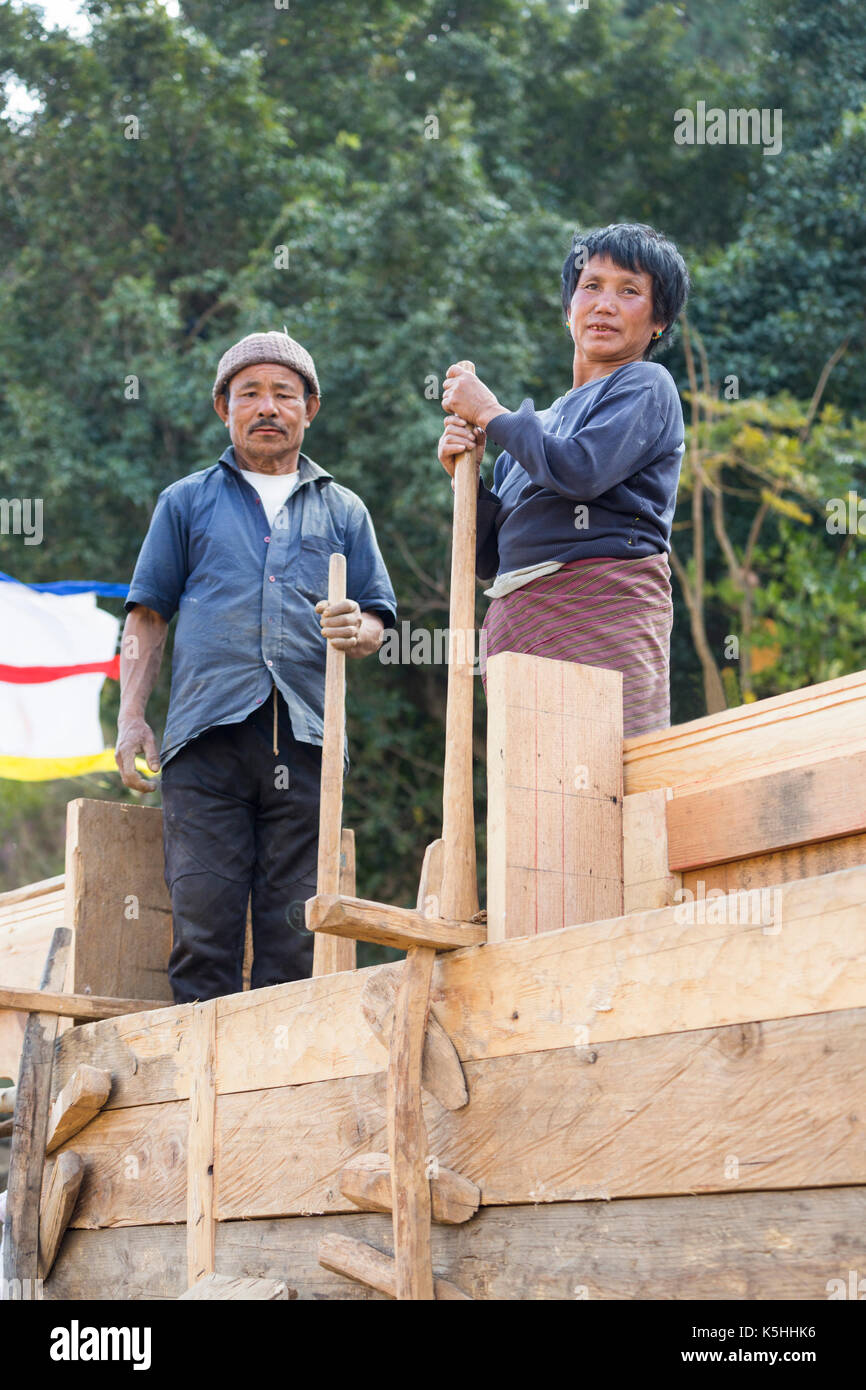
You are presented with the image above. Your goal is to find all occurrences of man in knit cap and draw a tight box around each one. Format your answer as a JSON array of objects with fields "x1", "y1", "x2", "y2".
[{"x1": 115, "y1": 331, "x2": 397, "y2": 1002}]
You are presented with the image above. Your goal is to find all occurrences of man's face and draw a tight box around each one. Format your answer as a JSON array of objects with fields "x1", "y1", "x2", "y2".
[
  {"x1": 214, "y1": 362, "x2": 320, "y2": 466},
  {"x1": 569, "y1": 254, "x2": 664, "y2": 365}
]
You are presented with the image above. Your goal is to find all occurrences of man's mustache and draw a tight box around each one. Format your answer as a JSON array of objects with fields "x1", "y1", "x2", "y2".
[{"x1": 250, "y1": 421, "x2": 287, "y2": 433}]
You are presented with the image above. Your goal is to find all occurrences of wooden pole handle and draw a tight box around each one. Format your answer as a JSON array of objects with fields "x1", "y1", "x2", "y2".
[
  {"x1": 312, "y1": 554, "x2": 355, "y2": 976},
  {"x1": 439, "y1": 360, "x2": 479, "y2": 923}
]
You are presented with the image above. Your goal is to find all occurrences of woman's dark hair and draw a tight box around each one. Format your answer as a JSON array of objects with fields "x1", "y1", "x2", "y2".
[{"x1": 560, "y1": 222, "x2": 690, "y2": 360}]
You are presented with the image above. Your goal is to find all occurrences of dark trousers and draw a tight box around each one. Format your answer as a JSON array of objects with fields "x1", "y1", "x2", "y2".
[{"x1": 161, "y1": 694, "x2": 321, "y2": 1003}]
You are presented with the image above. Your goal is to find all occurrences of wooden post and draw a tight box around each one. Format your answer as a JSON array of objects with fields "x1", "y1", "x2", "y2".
[
  {"x1": 2, "y1": 926, "x2": 71, "y2": 1295},
  {"x1": 386, "y1": 362, "x2": 481, "y2": 1299},
  {"x1": 186, "y1": 998, "x2": 217, "y2": 1288},
  {"x1": 313, "y1": 553, "x2": 356, "y2": 977},
  {"x1": 486, "y1": 652, "x2": 624, "y2": 941}
]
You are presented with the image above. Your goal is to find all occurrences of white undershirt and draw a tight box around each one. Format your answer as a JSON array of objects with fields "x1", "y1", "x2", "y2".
[{"x1": 240, "y1": 468, "x2": 300, "y2": 527}]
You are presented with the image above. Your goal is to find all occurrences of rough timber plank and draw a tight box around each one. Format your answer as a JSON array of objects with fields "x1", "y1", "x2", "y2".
[
  {"x1": 319, "y1": 1233, "x2": 469, "y2": 1299},
  {"x1": 623, "y1": 787, "x2": 681, "y2": 913},
  {"x1": 486, "y1": 653, "x2": 624, "y2": 941},
  {"x1": 667, "y1": 751, "x2": 866, "y2": 870},
  {"x1": 61, "y1": 1008, "x2": 866, "y2": 1228},
  {"x1": 623, "y1": 667, "x2": 866, "y2": 795},
  {"x1": 683, "y1": 832, "x2": 866, "y2": 898},
  {"x1": 307, "y1": 894, "x2": 484, "y2": 951},
  {"x1": 387, "y1": 945, "x2": 435, "y2": 1299},
  {"x1": 53, "y1": 864, "x2": 866, "y2": 1109},
  {"x1": 0, "y1": 883, "x2": 66, "y2": 1082},
  {"x1": 38, "y1": 1150, "x2": 84, "y2": 1277},
  {"x1": 179, "y1": 1272, "x2": 291, "y2": 1300},
  {"x1": 186, "y1": 1000, "x2": 217, "y2": 1286},
  {"x1": 44, "y1": 1187, "x2": 866, "y2": 1301},
  {"x1": 3, "y1": 927, "x2": 71, "y2": 1289},
  {"x1": 65, "y1": 798, "x2": 174, "y2": 1004}
]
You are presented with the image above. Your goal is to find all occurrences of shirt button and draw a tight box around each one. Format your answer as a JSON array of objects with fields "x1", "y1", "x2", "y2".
[
  {"x1": 268, "y1": 575, "x2": 275, "y2": 582},
  {"x1": 264, "y1": 535, "x2": 270, "y2": 543},
  {"x1": 267, "y1": 660, "x2": 273, "y2": 668}
]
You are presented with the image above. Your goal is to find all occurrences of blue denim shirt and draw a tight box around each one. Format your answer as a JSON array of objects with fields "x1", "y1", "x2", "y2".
[{"x1": 125, "y1": 446, "x2": 397, "y2": 769}]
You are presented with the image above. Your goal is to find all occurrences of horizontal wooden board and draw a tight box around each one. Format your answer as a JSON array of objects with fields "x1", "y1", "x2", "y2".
[
  {"x1": 624, "y1": 668, "x2": 866, "y2": 795},
  {"x1": 44, "y1": 1186, "x2": 866, "y2": 1301},
  {"x1": 54, "y1": 864, "x2": 866, "y2": 1110},
  {"x1": 667, "y1": 752, "x2": 866, "y2": 870},
  {"x1": 59, "y1": 1008, "x2": 866, "y2": 1229},
  {"x1": 683, "y1": 832, "x2": 866, "y2": 898}
]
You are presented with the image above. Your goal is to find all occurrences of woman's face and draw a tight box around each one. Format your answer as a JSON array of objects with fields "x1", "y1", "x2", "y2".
[{"x1": 568, "y1": 253, "x2": 664, "y2": 366}]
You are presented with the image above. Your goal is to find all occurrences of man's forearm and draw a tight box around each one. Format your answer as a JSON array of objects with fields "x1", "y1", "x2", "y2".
[
  {"x1": 348, "y1": 610, "x2": 385, "y2": 659},
  {"x1": 118, "y1": 605, "x2": 169, "y2": 717}
]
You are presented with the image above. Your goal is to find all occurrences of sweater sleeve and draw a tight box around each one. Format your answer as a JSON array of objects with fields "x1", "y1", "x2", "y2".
[
  {"x1": 476, "y1": 472, "x2": 502, "y2": 582},
  {"x1": 485, "y1": 380, "x2": 665, "y2": 502}
]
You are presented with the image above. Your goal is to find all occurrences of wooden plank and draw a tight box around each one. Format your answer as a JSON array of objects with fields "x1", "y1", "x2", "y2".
[
  {"x1": 486, "y1": 653, "x2": 624, "y2": 942},
  {"x1": 0, "y1": 875, "x2": 65, "y2": 909},
  {"x1": 0, "y1": 886, "x2": 67, "y2": 1083},
  {"x1": 186, "y1": 999, "x2": 217, "y2": 1287},
  {"x1": 179, "y1": 1272, "x2": 292, "y2": 1300},
  {"x1": 306, "y1": 894, "x2": 485, "y2": 951},
  {"x1": 0, "y1": 986, "x2": 167, "y2": 1021},
  {"x1": 319, "y1": 1233, "x2": 469, "y2": 1300},
  {"x1": 667, "y1": 751, "x2": 866, "y2": 871},
  {"x1": 38, "y1": 1150, "x2": 84, "y2": 1277},
  {"x1": 623, "y1": 788, "x2": 681, "y2": 913},
  {"x1": 683, "y1": 832, "x2": 866, "y2": 898},
  {"x1": 624, "y1": 667, "x2": 866, "y2": 795},
  {"x1": 60, "y1": 1007, "x2": 866, "y2": 1228},
  {"x1": 65, "y1": 798, "x2": 174, "y2": 1004},
  {"x1": 340, "y1": 1152, "x2": 479, "y2": 1223},
  {"x1": 45, "y1": 1187, "x2": 866, "y2": 1301},
  {"x1": 46, "y1": 1065, "x2": 111, "y2": 1153},
  {"x1": 387, "y1": 945, "x2": 435, "y2": 1298},
  {"x1": 2, "y1": 927, "x2": 71, "y2": 1290},
  {"x1": 53, "y1": 864, "x2": 866, "y2": 1108}
]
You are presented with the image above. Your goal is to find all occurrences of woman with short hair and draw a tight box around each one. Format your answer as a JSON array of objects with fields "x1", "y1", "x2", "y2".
[{"x1": 438, "y1": 222, "x2": 689, "y2": 737}]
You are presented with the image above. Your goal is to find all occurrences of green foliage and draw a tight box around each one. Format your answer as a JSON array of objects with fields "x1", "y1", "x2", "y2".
[{"x1": 1, "y1": 0, "x2": 864, "y2": 897}]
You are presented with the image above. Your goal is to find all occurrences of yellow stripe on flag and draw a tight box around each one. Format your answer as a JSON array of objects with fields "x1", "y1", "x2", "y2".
[{"x1": 0, "y1": 751, "x2": 153, "y2": 781}]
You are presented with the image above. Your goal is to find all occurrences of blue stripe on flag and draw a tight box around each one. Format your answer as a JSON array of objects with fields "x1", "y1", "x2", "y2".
[{"x1": 0, "y1": 570, "x2": 130, "y2": 598}]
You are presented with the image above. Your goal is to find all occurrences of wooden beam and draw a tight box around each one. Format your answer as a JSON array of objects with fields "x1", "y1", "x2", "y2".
[
  {"x1": 318, "y1": 1234, "x2": 469, "y2": 1300},
  {"x1": 2, "y1": 927, "x2": 71, "y2": 1291},
  {"x1": 0, "y1": 883, "x2": 66, "y2": 1084},
  {"x1": 623, "y1": 788, "x2": 681, "y2": 912},
  {"x1": 340, "y1": 1152, "x2": 479, "y2": 1224},
  {"x1": 65, "y1": 799, "x2": 174, "y2": 1005},
  {"x1": 306, "y1": 894, "x2": 485, "y2": 951},
  {"x1": 53, "y1": 864, "x2": 866, "y2": 1109},
  {"x1": 44, "y1": 1187, "x2": 866, "y2": 1301},
  {"x1": 0, "y1": 986, "x2": 167, "y2": 1021},
  {"x1": 667, "y1": 751, "x2": 866, "y2": 871},
  {"x1": 683, "y1": 831, "x2": 866, "y2": 899},
  {"x1": 360, "y1": 966, "x2": 468, "y2": 1112},
  {"x1": 387, "y1": 945, "x2": 436, "y2": 1298},
  {"x1": 46, "y1": 1065, "x2": 111, "y2": 1153},
  {"x1": 62, "y1": 1007, "x2": 866, "y2": 1228},
  {"x1": 186, "y1": 999, "x2": 217, "y2": 1287},
  {"x1": 0, "y1": 874, "x2": 65, "y2": 909},
  {"x1": 38, "y1": 1150, "x2": 84, "y2": 1278},
  {"x1": 179, "y1": 1273, "x2": 292, "y2": 1300},
  {"x1": 486, "y1": 652, "x2": 624, "y2": 941},
  {"x1": 623, "y1": 667, "x2": 866, "y2": 796}
]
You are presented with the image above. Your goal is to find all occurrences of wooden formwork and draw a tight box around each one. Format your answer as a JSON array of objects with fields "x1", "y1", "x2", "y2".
[{"x1": 7, "y1": 658, "x2": 866, "y2": 1299}]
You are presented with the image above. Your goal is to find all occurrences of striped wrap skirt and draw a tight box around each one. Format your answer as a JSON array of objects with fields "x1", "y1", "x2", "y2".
[{"x1": 479, "y1": 553, "x2": 674, "y2": 738}]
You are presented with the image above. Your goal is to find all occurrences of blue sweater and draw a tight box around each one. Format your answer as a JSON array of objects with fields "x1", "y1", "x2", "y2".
[{"x1": 476, "y1": 361, "x2": 685, "y2": 582}]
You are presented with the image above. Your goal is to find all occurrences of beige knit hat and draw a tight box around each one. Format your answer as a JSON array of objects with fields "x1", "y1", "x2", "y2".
[{"x1": 212, "y1": 330, "x2": 321, "y2": 401}]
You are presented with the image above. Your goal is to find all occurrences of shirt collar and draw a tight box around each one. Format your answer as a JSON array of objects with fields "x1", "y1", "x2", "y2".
[{"x1": 218, "y1": 444, "x2": 333, "y2": 486}]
